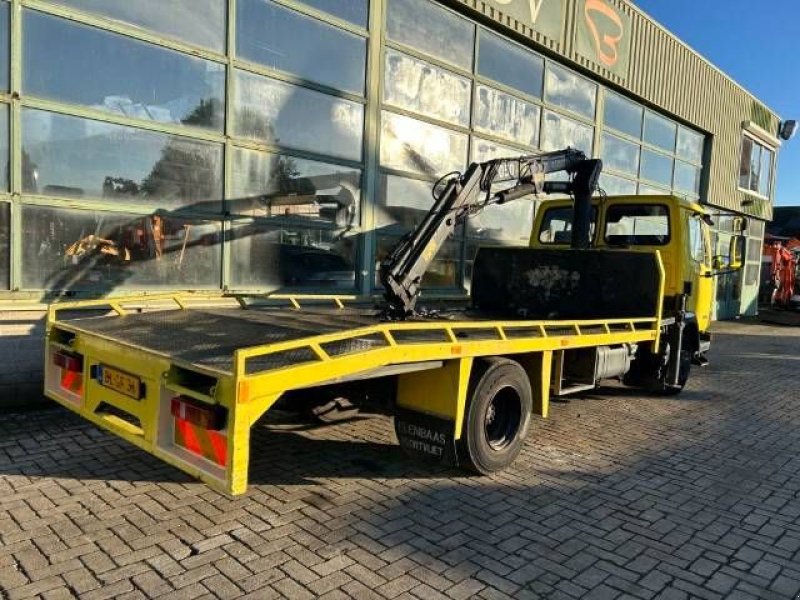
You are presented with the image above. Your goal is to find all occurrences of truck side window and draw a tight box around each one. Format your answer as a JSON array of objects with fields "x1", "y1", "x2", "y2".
[
  {"x1": 688, "y1": 216, "x2": 707, "y2": 265},
  {"x1": 605, "y1": 204, "x2": 670, "y2": 246},
  {"x1": 538, "y1": 206, "x2": 596, "y2": 244}
]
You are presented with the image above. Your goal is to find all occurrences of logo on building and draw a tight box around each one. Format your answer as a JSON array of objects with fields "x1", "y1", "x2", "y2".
[
  {"x1": 576, "y1": 0, "x2": 631, "y2": 78},
  {"x1": 484, "y1": 0, "x2": 564, "y2": 42}
]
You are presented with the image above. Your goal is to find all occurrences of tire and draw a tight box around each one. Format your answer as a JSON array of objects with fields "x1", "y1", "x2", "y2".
[{"x1": 458, "y1": 357, "x2": 533, "y2": 475}]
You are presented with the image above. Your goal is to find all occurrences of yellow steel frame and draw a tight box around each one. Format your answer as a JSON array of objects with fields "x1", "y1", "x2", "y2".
[{"x1": 44, "y1": 255, "x2": 666, "y2": 495}]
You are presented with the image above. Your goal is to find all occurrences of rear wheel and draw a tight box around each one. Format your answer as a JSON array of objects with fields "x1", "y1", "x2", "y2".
[{"x1": 458, "y1": 357, "x2": 533, "y2": 475}]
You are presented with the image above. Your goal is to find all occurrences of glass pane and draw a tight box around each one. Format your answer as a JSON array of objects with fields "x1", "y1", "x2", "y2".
[
  {"x1": 640, "y1": 149, "x2": 673, "y2": 187},
  {"x1": 229, "y1": 147, "x2": 361, "y2": 229},
  {"x1": 229, "y1": 221, "x2": 357, "y2": 290},
  {"x1": 759, "y1": 148, "x2": 773, "y2": 197},
  {"x1": 599, "y1": 173, "x2": 637, "y2": 196},
  {"x1": 676, "y1": 126, "x2": 703, "y2": 164},
  {"x1": 739, "y1": 136, "x2": 753, "y2": 190},
  {"x1": 377, "y1": 234, "x2": 460, "y2": 289},
  {"x1": 376, "y1": 174, "x2": 434, "y2": 232},
  {"x1": 544, "y1": 63, "x2": 597, "y2": 119},
  {"x1": 0, "y1": 202, "x2": 8, "y2": 289},
  {"x1": 749, "y1": 142, "x2": 761, "y2": 193},
  {"x1": 54, "y1": 0, "x2": 226, "y2": 52},
  {"x1": 673, "y1": 161, "x2": 700, "y2": 194},
  {"x1": 601, "y1": 133, "x2": 639, "y2": 177},
  {"x1": 386, "y1": 0, "x2": 474, "y2": 70},
  {"x1": 24, "y1": 11, "x2": 225, "y2": 131},
  {"x1": 474, "y1": 85, "x2": 540, "y2": 148},
  {"x1": 605, "y1": 204, "x2": 670, "y2": 246},
  {"x1": 384, "y1": 50, "x2": 471, "y2": 127},
  {"x1": 536, "y1": 206, "x2": 597, "y2": 245},
  {"x1": 468, "y1": 138, "x2": 535, "y2": 245},
  {"x1": 233, "y1": 70, "x2": 364, "y2": 162},
  {"x1": 21, "y1": 205, "x2": 222, "y2": 291},
  {"x1": 643, "y1": 111, "x2": 677, "y2": 152},
  {"x1": 22, "y1": 109, "x2": 224, "y2": 209},
  {"x1": 0, "y1": 3, "x2": 8, "y2": 91},
  {"x1": 237, "y1": 0, "x2": 366, "y2": 94},
  {"x1": 0, "y1": 106, "x2": 7, "y2": 191},
  {"x1": 300, "y1": 0, "x2": 368, "y2": 27},
  {"x1": 380, "y1": 111, "x2": 467, "y2": 176},
  {"x1": 603, "y1": 91, "x2": 642, "y2": 139},
  {"x1": 477, "y1": 29, "x2": 543, "y2": 98},
  {"x1": 541, "y1": 110, "x2": 593, "y2": 155},
  {"x1": 638, "y1": 183, "x2": 670, "y2": 196}
]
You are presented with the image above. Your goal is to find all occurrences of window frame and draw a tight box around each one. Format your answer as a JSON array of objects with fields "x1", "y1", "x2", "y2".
[
  {"x1": 737, "y1": 131, "x2": 775, "y2": 200},
  {"x1": 603, "y1": 203, "x2": 672, "y2": 247}
]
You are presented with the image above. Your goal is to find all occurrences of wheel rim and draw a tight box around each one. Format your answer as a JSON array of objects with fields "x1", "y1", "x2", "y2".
[{"x1": 484, "y1": 386, "x2": 522, "y2": 451}]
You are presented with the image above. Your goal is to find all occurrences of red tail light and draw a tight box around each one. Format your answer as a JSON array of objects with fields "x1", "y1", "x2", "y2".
[
  {"x1": 54, "y1": 351, "x2": 83, "y2": 373},
  {"x1": 170, "y1": 396, "x2": 226, "y2": 431}
]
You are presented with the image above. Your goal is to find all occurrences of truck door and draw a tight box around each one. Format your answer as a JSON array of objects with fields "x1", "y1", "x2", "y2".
[{"x1": 686, "y1": 212, "x2": 713, "y2": 331}]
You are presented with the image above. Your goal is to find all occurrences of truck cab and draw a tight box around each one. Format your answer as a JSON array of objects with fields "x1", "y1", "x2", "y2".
[{"x1": 531, "y1": 194, "x2": 715, "y2": 334}]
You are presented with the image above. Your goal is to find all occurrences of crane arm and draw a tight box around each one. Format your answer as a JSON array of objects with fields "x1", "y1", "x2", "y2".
[{"x1": 379, "y1": 148, "x2": 602, "y2": 319}]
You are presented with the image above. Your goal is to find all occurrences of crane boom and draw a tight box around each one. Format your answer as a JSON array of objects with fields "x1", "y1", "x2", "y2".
[{"x1": 379, "y1": 148, "x2": 602, "y2": 319}]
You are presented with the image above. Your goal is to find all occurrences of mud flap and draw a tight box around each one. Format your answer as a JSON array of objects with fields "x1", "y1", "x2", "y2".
[{"x1": 394, "y1": 408, "x2": 458, "y2": 467}]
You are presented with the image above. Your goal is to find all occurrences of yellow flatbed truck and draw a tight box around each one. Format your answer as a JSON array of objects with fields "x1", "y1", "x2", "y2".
[{"x1": 43, "y1": 149, "x2": 736, "y2": 495}]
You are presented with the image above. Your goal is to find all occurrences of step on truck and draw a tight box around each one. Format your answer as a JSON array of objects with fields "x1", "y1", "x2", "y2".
[{"x1": 44, "y1": 149, "x2": 742, "y2": 495}]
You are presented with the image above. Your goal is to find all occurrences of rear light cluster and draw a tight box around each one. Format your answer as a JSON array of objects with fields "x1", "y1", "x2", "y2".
[
  {"x1": 170, "y1": 396, "x2": 227, "y2": 431},
  {"x1": 53, "y1": 350, "x2": 84, "y2": 396},
  {"x1": 54, "y1": 350, "x2": 83, "y2": 373}
]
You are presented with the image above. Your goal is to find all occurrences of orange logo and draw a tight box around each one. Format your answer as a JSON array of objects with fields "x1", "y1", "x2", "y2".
[{"x1": 584, "y1": 0, "x2": 625, "y2": 67}]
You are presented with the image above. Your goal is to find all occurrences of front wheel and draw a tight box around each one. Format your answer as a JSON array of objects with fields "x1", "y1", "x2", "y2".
[{"x1": 458, "y1": 357, "x2": 533, "y2": 475}]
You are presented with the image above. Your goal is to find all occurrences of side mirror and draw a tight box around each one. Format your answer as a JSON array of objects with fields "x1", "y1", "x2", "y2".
[{"x1": 728, "y1": 234, "x2": 745, "y2": 270}]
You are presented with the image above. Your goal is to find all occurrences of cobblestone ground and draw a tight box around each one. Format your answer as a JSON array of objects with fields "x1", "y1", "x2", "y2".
[{"x1": 2, "y1": 321, "x2": 800, "y2": 600}]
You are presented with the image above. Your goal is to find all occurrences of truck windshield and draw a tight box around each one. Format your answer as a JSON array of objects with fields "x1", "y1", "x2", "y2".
[
  {"x1": 537, "y1": 206, "x2": 597, "y2": 244},
  {"x1": 605, "y1": 204, "x2": 670, "y2": 246}
]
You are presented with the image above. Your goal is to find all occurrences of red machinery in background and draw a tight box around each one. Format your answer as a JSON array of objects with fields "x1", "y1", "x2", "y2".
[{"x1": 761, "y1": 237, "x2": 799, "y2": 308}]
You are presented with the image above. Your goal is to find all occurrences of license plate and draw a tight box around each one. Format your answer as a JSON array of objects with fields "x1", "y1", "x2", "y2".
[{"x1": 98, "y1": 365, "x2": 142, "y2": 400}]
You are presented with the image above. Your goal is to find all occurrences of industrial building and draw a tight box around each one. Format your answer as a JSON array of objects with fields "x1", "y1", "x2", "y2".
[{"x1": 0, "y1": 0, "x2": 787, "y2": 403}]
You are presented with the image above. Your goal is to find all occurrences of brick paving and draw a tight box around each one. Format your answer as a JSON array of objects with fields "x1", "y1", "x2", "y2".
[{"x1": 2, "y1": 320, "x2": 800, "y2": 599}]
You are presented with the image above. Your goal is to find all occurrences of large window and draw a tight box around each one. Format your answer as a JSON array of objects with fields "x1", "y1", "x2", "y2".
[
  {"x1": 24, "y1": 10, "x2": 226, "y2": 131},
  {"x1": 237, "y1": 0, "x2": 366, "y2": 94},
  {"x1": 739, "y1": 135, "x2": 774, "y2": 197},
  {"x1": 477, "y1": 29, "x2": 543, "y2": 99},
  {"x1": 0, "y1": 106, "x2": 7, "y2": 192},
  {"x1": 0, "y1": 2, "x2": 8, "y2": 91},
  {"x1": 601, "y1": 90, "x2": 705, "y2": 200},
  {"x1": 605, "y1": 204, "x2": 670, "y2": 246}
]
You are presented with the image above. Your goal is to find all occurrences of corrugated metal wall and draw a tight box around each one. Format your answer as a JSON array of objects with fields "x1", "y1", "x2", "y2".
[{"x1": 450, "y1": 0, "x2": 780, "y2": 220}]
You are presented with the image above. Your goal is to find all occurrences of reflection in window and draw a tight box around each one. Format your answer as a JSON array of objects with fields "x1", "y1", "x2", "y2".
[
  {"x1": 640, "y1": 149, "x2": 673, "y2": 187},
  {"x1": 380, "y1": 111, "x2": 467, "y2": 176},
  {"x1": 468, "y1": 138, "x2": 535, "y2": 245},
  {"x1": 541, "y1": 110, "x2": 593, "y2": 155},
  {"x1": 21, "y1": 205, "x2": 222, "y2": 290},
  {"x1": 676, "y1": 126, "x2": 703, "y2": 164},
  {"x1": 643, "y1": 111, "x2": 677, "y2": 152},
  {"x1": 474, "y1": 86, "x2": 540, "y2": 148},
  {"x1": 386, "y1": 0, "x2": 474, "y2": 70},
  {"x1": 24, "y1": 11, "x2": 225, "y2": 131},
  {"x1": 229, "y1": 221, "x2": 357, "y2": 290},
  {"x1": 0, "y1": 202, "x2": 8, "y2": 289},
  {"x1": 233, "y1": 70, "x2": 364, "y2": 162},
  {"x1": 601, "y1": 133, "x2": 639, "y2": 177},
  {"x1": 544, "y1": 63, "x2": 596, "y2": 119},
  {"x1": 376, "y1": 174, "x2": 434, "y2": 231},
  {"x1": 230, "y1": 147, "x2": 361, "y2": 230},
  {"x1": 603, "y1": 91, "x2": 642, "y2": 139},
  {"x1": 674, "y1": 161, "x2": 700, "y2": 195},
  {"x1": 377, "y1": 234, "x2": 460, "y2": 289},
  {"x1": 54, "y1": 0, "x2": 226, "y2": 52},
  {"x1": 22, "y1": 109, "x2": 224, "y2": 209},
  {"x1": 477, "y1": 29, "x2": 543, "y2": 98},
  {"x1": 299, "y1": 0, "x2": 368, "y2": 27},
  {"x1": 237, "y1": 0, "x2": 366, "y2": 94},
  {"x1": 599, "y1": 173, "x2": 637, "y2": 196},
  {"x1": 605, "y1": 204, "x2": 670, "y2": 246},
  {"x1": 738, "y1": 135, "x2": 773, "y2": 197},
  {"x1": 384, "y1": 50, "x2": 471, "y2": 127},
  {"x1": 0, "y1": 3, "x2": 8, "y2": 91},
  {"x1": 638, "y1": 183, "x2": 670, "y2": 196},
  {"x1": 0, "y1": 106, "x2": 7, "y2": 192}
]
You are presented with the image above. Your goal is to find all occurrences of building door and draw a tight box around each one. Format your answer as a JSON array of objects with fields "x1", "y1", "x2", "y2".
[{"x1": 714, "y1": 230, "x2": 741, "y2": 319}]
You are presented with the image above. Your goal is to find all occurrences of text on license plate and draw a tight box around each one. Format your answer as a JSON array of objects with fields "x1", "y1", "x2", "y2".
[{"x1": 99, "y1": 365, "x2": 142, "y2": 400}]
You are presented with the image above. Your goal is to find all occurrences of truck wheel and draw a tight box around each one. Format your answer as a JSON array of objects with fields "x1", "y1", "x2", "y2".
[{"x1": 458, "y1": 357, "x2": 533, "y2": 475}]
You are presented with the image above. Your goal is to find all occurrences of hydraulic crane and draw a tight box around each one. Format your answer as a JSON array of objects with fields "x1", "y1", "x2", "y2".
[{"x1": 379, "y1": 149, "x2": 603, "y2": 319}]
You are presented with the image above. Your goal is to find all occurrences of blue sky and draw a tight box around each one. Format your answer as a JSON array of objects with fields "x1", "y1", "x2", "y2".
[{"x1": 632, "y1": 0, "x2": 800, "y2": 207}]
